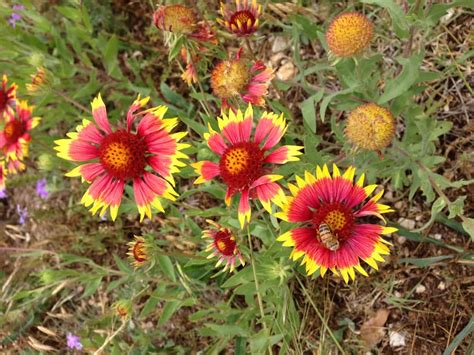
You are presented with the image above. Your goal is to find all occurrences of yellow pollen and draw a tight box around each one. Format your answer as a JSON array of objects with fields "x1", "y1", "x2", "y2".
[
  {"x1": 102, "y1": 142, "x2": 131, "y2": 169},
  {"x1": 223, "y1": 148, "x2": 249, "y2": 175},
  {"x1": 325, "y1": 210, "x2": 346, "y2": 231},
  {"x1": 217, "y1": 240, "x2": 227, "y2": 251}
]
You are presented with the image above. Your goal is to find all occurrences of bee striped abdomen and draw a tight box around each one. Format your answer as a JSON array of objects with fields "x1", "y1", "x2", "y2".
[{"x1": 318, "y1": 222, "x2": 340, "y2": 251}]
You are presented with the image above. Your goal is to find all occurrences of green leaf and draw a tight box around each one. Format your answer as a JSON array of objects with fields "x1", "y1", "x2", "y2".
[
  {"x1": 221, "y1": 267, "x2": 253, "y2": 288},
  {"x1": 204, "y1": 324, "x2": 249, "y2": 337},
  {"x1": 112, "y1": 254, "x2": 133, "y2": 274},
  {"x1": 443, "y1": 316, "x2": 474, "y2": 355},
  {"x1": 300, "y1": 90, "x2": 324, "y2": 133},
  {"x1": 462, "y1": 218, "x2": 474, "y2": 242},
  {"x1": 361, "y1": 0, "x2": 410, "y2": 38},
  {"x1": 157, "y1": 255, "x2": 176, "y2": 282},
  {"x1": 81, "y1": 277, "x2": 102, "y2": 298},
  {"x1": 235, "y1": 337, "x2": 247, "y2": 355},
  {"x1": 320, "y1": 87, "x2": 356, "y2": 122},
  {"x1": 398, "y1": 255, "x2": 453, "y2": 267},
  {"x1": 158, "y1": 301, "x2": 182, "y2": 326},
  {"x1": 448, "y1": 196, "x2": 466, "y2": 219},
  {"x1": 103, "y1": 35, "x2": 120, "y2": 77},
  {"x1": 378, "y1": 53, "x2": 424, "y2": 104}
]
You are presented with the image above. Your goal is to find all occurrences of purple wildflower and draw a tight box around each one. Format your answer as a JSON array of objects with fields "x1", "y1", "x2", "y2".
[
  {"x1": 36, "y1": 179, "x2": 49, "y2": 199},
  {"x1": 66, "y1": 333, "x2": 83, "y2": 350},
  {"x1": 13, "y1": 5, "x2": 25, "y2": 11},
  {"x1": 8, "y1": 4, "x2": 24, "y2": 28},
  {"x1": 16, "y1": 204, "x2": 28, "y2": 225},
  {"x1": 0, "y1": 189, "x2": 7, "y2": 199}
]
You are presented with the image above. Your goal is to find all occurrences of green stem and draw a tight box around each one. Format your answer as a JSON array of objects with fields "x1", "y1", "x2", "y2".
[{"x1": 247, "y1": 226, "x2": 272, "y2": 354}]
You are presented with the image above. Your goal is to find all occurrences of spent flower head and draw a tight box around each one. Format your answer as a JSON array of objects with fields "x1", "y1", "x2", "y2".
[
  {"x1": 114, "y1": 299, "x2": 133, "y2": 320},
  {"x1": 210, "y1": 49, "x2": 274, "y2": 108},
  {"x1": 325, "y1": 12, "x2": 373, "y2": 58},
  {"x1": 127, "y1": 235, "x2": 151, "y2": 268},
  {"x1": 153, "y1": 5, "x2": 197, "y2": 34},
  {"x1": 345, "y1": 103, "x2": 395, "y2": 151}
]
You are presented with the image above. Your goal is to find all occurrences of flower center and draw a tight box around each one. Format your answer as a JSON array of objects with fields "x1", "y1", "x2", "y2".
[
  {"x1": 4, "y1": 120, "x2": 25, "y2": 144},
  {"x1": 211, "y1": 59, "x2": 250, "y2": 99},
  {"x1": 312, "y1": 202, "x2": 355, "y2": 240},
  {"x1": 132, "y1": 241, "x2": 147, "y2": 263},
  {"x1": 99, "y1": 130, "x2": 147, "y2": 180},
  {"x1": 230, "y1": 10, "x2": 256, "y2": 32},
  {"x1": 219, "y1": 142, "x2": 264, "y2": 190},
  {"x1": 214, "y1": 231, "x2": 236, "y2": 256},
  {"x1": 162, "y1": 5, "x2": 197, "y2": 33}
]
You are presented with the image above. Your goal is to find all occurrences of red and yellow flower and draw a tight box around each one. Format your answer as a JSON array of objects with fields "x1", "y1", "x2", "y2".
[
  {"x1": 325, "y1": 12, "x2": 374, "y2": 58},
  {"x1": 276, "y1": 164, "x2": 396, "y2": 283},
  {"x1": 211, "y1": 49, "x2": 274, "y2": 108},
  {"x1": 0, "y1": 100, "x2": 40, "y2": 174},
  {"x1": 192, "y1": 105, "x2": 303, "y2": 228},
  {"x1": 203, "y1": 220, "x2": 244, "y2": 272},
  {"x1": 127, "y1": 236, "x2": 150, "y2": 268},
  {"x1": 55, "y1": 94, "x2": 189, "y2": 221},
  {"x1": 218, "y1": 0, "x2": 262, "y2": 37},
  {"x1": 0, "y1": 74, "x2": 17, "y2": 120}
]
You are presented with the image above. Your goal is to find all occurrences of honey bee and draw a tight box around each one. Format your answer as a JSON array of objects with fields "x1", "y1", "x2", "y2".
[{"x1": 318, "y1": 223, "x2": 340, "y2": 251}]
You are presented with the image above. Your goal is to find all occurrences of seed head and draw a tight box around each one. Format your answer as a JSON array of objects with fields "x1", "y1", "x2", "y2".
[{"x1": 345, "y1": 103, "x2": 395, "y2": 151}]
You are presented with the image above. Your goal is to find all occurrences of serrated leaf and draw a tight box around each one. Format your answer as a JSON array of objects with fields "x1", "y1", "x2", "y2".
[
  {"x1": 378, "y1": 53, "x2": 424, "y2": 104},
  {"x1": 361, "y1": 0, "x2": 410, "y2": 38},
  {"x1": 448, "y1": 196, "x2": 465, "y2": 219}
]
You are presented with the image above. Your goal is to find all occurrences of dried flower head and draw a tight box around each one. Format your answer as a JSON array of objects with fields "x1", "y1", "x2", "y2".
[
  {"x1": 26, "y1": 67, "x2": 49, "y2": 93},
  {"x1": 153, "y1": 5, "x2": 197, "y2": 34},
  {"x1": 203, "y1": 220, "x2": 244, "y2": 272},
  {"x1": 211, "y1": 49, "x2": 273, "y2": 107},
  {"x1": 114, "y1": 299, "x2": 132, "y2": 319},
  {"x1": 345, "y1": 103, "x2": 395, "y2": 151},
  {"x1": 326, "y1": 12, "x2": 373, "y2": 58},
  {"x1": 276, "y1": 164, "x2": 396, "y2": 283},
  {"x1": 127, "y1": 236, "x2": 150, "y2": 268},
  {"x1": 218, "y1": 0, "x2": 262, "y2": 37}
]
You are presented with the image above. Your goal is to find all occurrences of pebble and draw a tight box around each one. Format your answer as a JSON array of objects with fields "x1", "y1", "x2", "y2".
[
  {"x1": 431, "y1": 233, "x2": 442, "y2": 240},
  {"x1": 398, "y1": 218, "x2": 416, "y2": 230},
  {"x1": 397, "y1": 236, "x2": 407, "y2": 245},
  {"x1": 271, "y1": 36, "x2": 290, "y2": 53},
  {"x1": 415, "y1": 284, "x2": 426, "y2": 294},
  {"x1": 389, "y1": 330, "x2": 406, "y2": 348},
  {"x1": 437, "y1": 281, "x2": 446, "y2": 290},
  {"x1": 394, "y1": 291, "x2": 402, "y2": 298},
  {"x1": 276, "y1": 60, "x2": 298, "y2": 81}
]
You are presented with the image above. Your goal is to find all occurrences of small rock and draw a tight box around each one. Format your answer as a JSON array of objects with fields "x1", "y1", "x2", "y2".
[
  {"x1": 437, "y1": 281, "x2": 446, "y2": 290},
  {"x1": 394, "y1": 201, "x2": 404, "y2": 210},
  {"x1": 270, "y1": 52, "x2": 286, "y2": 67},
  {"x1": 276, "y1": 60, "x2": 297, "y2": 81},
  {"x1": 271, "y1": 36, "x2": 290, "y2": 53},
  {"x1": 398, "y1": 218, "x2": 415, "y2": 230},
  {"x1": 394, "y1": 291, "x2": 402, "y2": 298},
  {"x1": 431, "y1": 233, "x2": 442, "y2": 240},
  {"x1": 415, "y1": 284, "x2": 426, "y2": 294},
  {"x1": 389, "y1": 330, "x2": 406, "y2": 348},
  {"x1": 397, "y1": 236, "x2": 407, "y2": 245},
  {"x1": 415, "y1": 215, "x2": 423, "y2": 221}
]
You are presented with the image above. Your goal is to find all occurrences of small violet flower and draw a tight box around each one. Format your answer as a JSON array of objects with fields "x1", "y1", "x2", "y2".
[
  {"x1": 8, "y1": 4, "x2": 24, "y2": 28},
  {"x1": 0, "y1": 189, "x2": 7, "y2": 199},
  {"x1": 66, "y1": 333, "x2": 83, "y2": 350},
  {"x1": 36, "y1": 179, "x2": 49, "y2": 199},
  {"x1": 16, "y1": 204, "x2": 28, "y2": 225}
]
